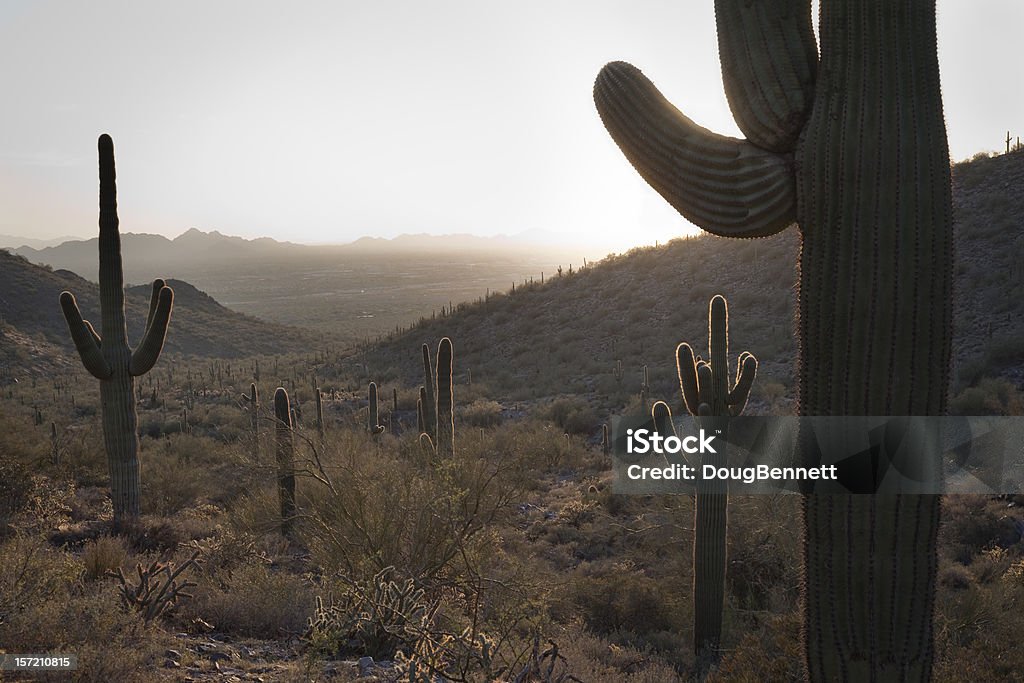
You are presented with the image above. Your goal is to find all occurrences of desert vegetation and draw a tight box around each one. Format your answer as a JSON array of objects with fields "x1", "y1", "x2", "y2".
[
  {"x1": 0, "y1": 131, "x2": 1022, "y2": 681},
  {"x1": 2, "y1": 0, "x2": 1024, "y2": 675}
]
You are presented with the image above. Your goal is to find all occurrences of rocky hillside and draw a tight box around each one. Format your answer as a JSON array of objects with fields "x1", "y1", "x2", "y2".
[
  {"x1": 355, "y1": 150, "x2": 1024, "y2": 411},
  {"x1": 0, "y1": 250, "x2": 317, "y2": 376}
]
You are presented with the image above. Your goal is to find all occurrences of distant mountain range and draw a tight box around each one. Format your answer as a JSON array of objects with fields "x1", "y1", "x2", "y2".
[
  {"x1": 0, "y1": 234, "x2": 80, "y2": 250},
  {"x1": 9, "y1": 229, "x2": 577, "y2": 285}
]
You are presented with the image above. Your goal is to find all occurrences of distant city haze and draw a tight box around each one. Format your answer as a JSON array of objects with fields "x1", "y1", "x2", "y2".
[{"x1": 1, "y1": 1, "x2": 1020, "y2": 252}]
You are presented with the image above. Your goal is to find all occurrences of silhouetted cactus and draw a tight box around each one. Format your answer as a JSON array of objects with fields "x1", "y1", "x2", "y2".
[
  {"x1": 246, "y1": 383, "x2": 260, "y2": 461},
  {"x1": 274, "y1": 387, "x2": 296, "y2": 536},
  {"x1": 421, "y1": 344, "x2": 436, "y2": 443},
  {"x1": 60, "y1": 134, "x2": 173, "y2": 524},
  {"x1": 435, "y1": 339, "x2": 454, "y2": 457},
  {"x1": 368, "y1": 382, "x2": 385, "y2": 436},
  {"x1": 416, "y1": 388, "x2": 426, "y2": 434},
  {"x1": 651, "y1": 401, "x2": 676, "y2": 439},
  {"x1": 676, "y1": 295, "x2": 756, "y2": 661},
  {"x1": 596, "y1": 3, "x2": 950, "y2": 677},
  {"x1": 314, "y1": 382, "x2": 325, "y2": 441},
  {"x1": 417, "y1": 338, "x2": 455, "y2": 457}
]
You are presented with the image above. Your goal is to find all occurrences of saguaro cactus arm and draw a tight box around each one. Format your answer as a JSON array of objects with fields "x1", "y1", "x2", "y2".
[
  {"x1": 714, "y1": 0, "x2": 818, "y2": 152},
  {"x1": 676, "y1": 296, "x2": 757, "y2": 418},
  {"x1": 130, "y1": 281, "x2": 173, "y2": 376},
  {"x1": 59, "y1": 292, "x2": 110, "y2": 379},
  {"x1": 594, "y1": 61, "x2": 797, "y2": 238}
]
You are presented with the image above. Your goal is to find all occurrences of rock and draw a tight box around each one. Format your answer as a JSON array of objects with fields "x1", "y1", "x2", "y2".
[
  {"x1": 358, "y1": 656, "x2": 374, "y2": 676},
  {"x1": 208, "y1": 651, "x2": 232, "y2": 663},
  {"x1": 163, "y1": 659, "x2": 181, "y2": 669},
  {"x1": 165, "y1": 649, "x2": 182, "y2": 660}
]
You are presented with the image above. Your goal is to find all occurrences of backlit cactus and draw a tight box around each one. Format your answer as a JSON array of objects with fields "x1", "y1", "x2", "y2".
[
  {"x1": 60, "y1": 134, "x2": 173, "y2": 524},
  {"x1": 274, "y1": 387, "x2": 296, "y2": 536},
  {"x1": 417, "y1": 338, "x2": 455, "y2": 457},
  {"x1": 368, "y1": 382, "x2": 385, "y2": 436},
  {"x1": 247, "y1": 382, "x2": 260, "y2": 461},
  {"x1": 421, "y1": 344, "x2": 437, "y2": 443},
  {"x1": 595, "y1": 2, "x2": 951, "y2": 678},
  {"x1": 676, "y1": 295, "x2": 756, "y2": 661},
  {"x1": 435, "y1": 338, "x2": 454, "y2": 458}
]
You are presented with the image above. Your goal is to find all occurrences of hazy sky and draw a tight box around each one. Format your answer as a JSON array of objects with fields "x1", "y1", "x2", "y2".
[{"x1": 1, "y1": 1, "x2": 1021, "y2": 252}]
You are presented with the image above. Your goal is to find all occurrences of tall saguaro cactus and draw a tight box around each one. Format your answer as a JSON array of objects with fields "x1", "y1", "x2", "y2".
[
  {"x1": 435, "y1": 338, "x2": 455, "y2": 458},
  {"x1": 367, "y1": 382, "x2": 385, "y2": 436},
  {"x1": 421, "y1": 343, "x2": 437, "y2": 443},
  {"x1": 274, "y1": 387, "x2": 296, "y2": 536},
  {"x1": 416, "y1": 338, "x2": 455, "y2": 457},
  {"x1": 595, "y1": 2, "x2": 951, "y2": 679},
  {"x1": 676, "y1": 295, "x2": 756, "y2": 661},
  {"x1": 247, "y1": 382, "x2": 260, "y2": 461},
  {"x1": 60, "y1": 134, "x2": 173, "y2": 524}
]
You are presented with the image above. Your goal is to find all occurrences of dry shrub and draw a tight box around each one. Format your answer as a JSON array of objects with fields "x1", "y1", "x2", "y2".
[
  {"x1": 570, "y1": 565, "x2": 686, "y2": 637},
  {"x1": 460, "y1": 399, "x2": 504, "y2": 428},
  {"x1": 940, "y1": 495, "x2": 1019, "y2": 563},
  {"x1": 178, "y1": 559, "x2": 313, "y2": 637},
  {"x1": 305, "y1": 430, "x2": 525, "y2": 583},
  {"x1": 707, "y1": 611, "x2": 803, "y2": 682},
  {"x1": 81, "y1": 534, "x2": 130, "y2": 581},
  {"x1": 0, "y1": 534, "x2": 165, "y2": 683}
]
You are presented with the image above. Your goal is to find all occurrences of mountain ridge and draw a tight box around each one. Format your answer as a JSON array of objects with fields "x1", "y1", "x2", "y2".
[{"x1": 0, "y1": 250, "x2": 317, "y2": 375}]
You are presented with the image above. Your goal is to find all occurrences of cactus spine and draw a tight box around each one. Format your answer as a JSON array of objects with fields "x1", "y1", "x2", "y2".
[
  {"x1": 60, "y1": 134, "x2": 173, "y2": 525},
  {"x1": 368, "y1": 382, "x2": 385, "y2": 436},
  {"x1": 595, "y1": 3, "x2": 950, "y2": 678},
  {"x1": 676, "y1": 296, "x2": 756, "y2": 662}
]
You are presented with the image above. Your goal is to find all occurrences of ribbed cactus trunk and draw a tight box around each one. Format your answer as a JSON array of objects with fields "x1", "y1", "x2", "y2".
[
  {"x1": 274, "y1": 387, "x2": 296, "y2": 537},
  {"x1": 797, "y1": 5, "x2": 949, "y2": 679},
  {"x1": 60, "y1": 135, "x2": 173, "y2": 526},
  {"x1": 435, "y1": 338, "x2": 454, "y2": 458},
  {"x1": 594, "y1": 2, "x2": 950, "y2": 679}
]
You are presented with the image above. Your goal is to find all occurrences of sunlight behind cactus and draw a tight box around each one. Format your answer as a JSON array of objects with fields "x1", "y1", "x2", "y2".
[{"x1": 595, "y1": 2, "x2": 952, "y2": 678}]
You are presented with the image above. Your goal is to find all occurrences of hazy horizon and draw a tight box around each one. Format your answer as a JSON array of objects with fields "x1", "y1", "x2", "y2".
[{"x1": 2, "y1": 1, "x2": 1021, "y2": 253}]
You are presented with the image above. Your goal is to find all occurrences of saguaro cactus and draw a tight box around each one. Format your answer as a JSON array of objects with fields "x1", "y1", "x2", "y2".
[
  {"x1": 416, "y1": 338, "x2": 455, "y2": 457},
  {"x1": 274, "y1": 387, "x2": 296, "y2": 536},
  {"x1": 60, "y1": 134, "x2": 173, "y2": 524},
  {"x1": 314, "y1": 382, "x2": 325, "y2": 441},
  {"x1": 421, "y1": 344, "x2": 437, "y2": 443},
  {"x1": 595, "y1": 3, "x2": 950, "y2": 679},
  {"x1": 435, "y1": 338, "x2": 455, "y2": 458},
  {"x1": 367, "y1": 382, "x2": 385, "y2": 436},
  {"x1": 676, "y1": 295, "x2": 756, "y2": 661},
  {"x1": 246, "y1": 383, "x2": 260, "y2": 461}
]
